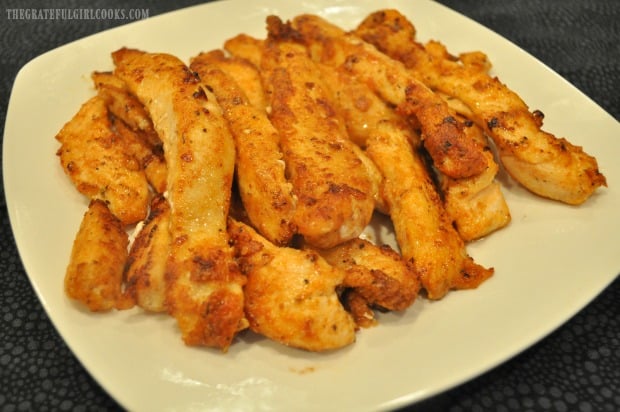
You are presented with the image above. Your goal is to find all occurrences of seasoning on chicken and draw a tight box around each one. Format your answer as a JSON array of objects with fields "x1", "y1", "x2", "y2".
[
  {"x1": 64, "y1": 200, "x2": 133, "y2": 311},
  {"x1": 229, "y1": 219, "x2": 356, "y2": 352},
  {"x1": 113, "y1": 48, "x2": 247, "y2": 350},
  {"x1": 319, "y1": 238, "x2": 420, "y2": 316},
  {"x1": 355, "y1": 9, "x2": 606, "y2": 205},
  {"x1": 292, "y1": 14, "x2": 489, "y2": 180},
  {"x1": 260, "y1": 16, "x2": 376, "y2": 248},
  {"x1": 364, "y1": 117, "x2": 493, "y2": 299},
  {"x1": 124, "y1": 195, "x2": 171, "y2": 312},
  {"x1": 190, "y1": 50, "x2": 297, "y2": 246},
  {"x1": 55, "y1": 95, "x2": 150, "y2": 225}
]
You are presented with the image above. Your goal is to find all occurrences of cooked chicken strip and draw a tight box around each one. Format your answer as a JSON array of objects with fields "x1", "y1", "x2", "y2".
[
  {"x1": 190, "y1": 51, "x2": 297, "y2": 246},
  {"x1": 441, "y1": 118, "x2": 511, "y2": 241},
  {"x1": 223, "y1": 34, "x2": 386, "y2": 214},
  {"x1": 111, "y1": 116, "x2": 167, "y2": 195},
  {"x1": 260, "y1": 17, "x2": 376, "y2": 248},
  {"x1": 92, "y1": 71, "x2": 167, "y2": 193},
  {"x1": 355, "y1": 9, "x2": 606, "y2": 205},
  {"x1": 55, "y1": 95, "x2": 150, "y2": 225},
  {"x1": 91, "y1": 71, "x2": 161, "y2": 147},
  {"x1": 224, "y1": 33, "x2": 263, "y2": 68},
  {"x1": 341, "y1": 290, "x2": 377, "y2": 328},
  {"x1": 314, "y1": 49, "x2": 492, "y2": 296},
  {"x1": 113, "y1": 48, "x2": 246, "y2": 350},
  {"x1": 124, "y1": 195, "x2": 171, "y2": 312},
  {"x1": 292, "y1": 14, "x2": 488, "y2": 180},
  {"x1": 229, "y1": 219, "x2": 356, "y2": 352},
  {"x1": 365, "y1": 119, "x2": 493, "y2": 299},
  {"x1": 192, "y1": 49, "x2": 268, "y2": 112},
  {"x1": 319, "y1": 238, "x2": 419, "y2": 312},
  {"x1": 318, "y1": 61, "x2": 508, "y2": 241},
  {"x1": 64, "y1": 200, "x2": 133, "y2": 311}
]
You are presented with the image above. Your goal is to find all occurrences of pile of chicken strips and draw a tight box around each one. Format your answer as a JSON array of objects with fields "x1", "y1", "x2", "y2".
[{"x1": 56, "y1": 10, "x2": 606, "y2": 352}]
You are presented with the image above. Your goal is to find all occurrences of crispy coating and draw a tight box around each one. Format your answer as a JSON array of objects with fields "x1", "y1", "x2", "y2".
[
  {"x1": 261, "y1": 16, "x2": 376, "y2": 248},
  {"x1": 441, "y1": 118, "x2": 511, "y2": 241},
  {"x1": 91, "y1": 71, "x2": 161, "y2": 147},
  {"x1": 319, "y1": 238, "x2": 420, "y2": 312},
  {"x1": 224, "y1": 33, "x2": 263, "y2": 68},
  {"x1": 224, "y1": 33, "x2": 386, "y2": 215},
  {"x1": 355, "y1": 9, "x2": 606, "y2": 205},
  {"x1": 124, "y1": 195, "x2": 171, "y2": 312},
  {"x1": 292, "y1": 14, "x2": 488, "y2": 180},
  {"x1": 312, "y1": 47, "x2": 493, "y2": 295},
  {"x1": 317, "y1": 57, "x2": 508, "y2": 241},
  {"x1": 365, "y1": 118, "x2": 493, "y2": 299},
  {"x1": 64, "y1": 200, "x2": 132, "y2": 311},
  {"x1": 58, "y1": 10, "x2": 604, "y2": 354},
  {"x1": 229, "y1": 219, "x2": 356, "y2": 352},
  {"x1": 55, "y1": 95, "x2": 150, "y2": 225},
  {"x1": 111, "y1": 116, "x2": 168, "y2": 195},
  {"x1": 190, "y1": 51, "x2": 297, "y2": 246},
  {"x1": 92, "y1": 71, "x2": 167, "y2": 193},
  {"x1": 341, "y1": 290, "x2": 377, "y2": 328},
  {"x1": 316, "y1": 64, "x2": 388, "y2": 213},
  {"x1": 193, "y1": 49, "x2": 268, "y2": 112},
  {"x1": 113, "y1": 48, "x2": 246, "y2": 350}
]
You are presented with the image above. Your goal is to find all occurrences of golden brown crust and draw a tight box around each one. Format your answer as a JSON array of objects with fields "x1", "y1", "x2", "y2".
[
  {"x1": 193, "y1": 49, "x2": 269, "y2": 111},
  {"x1": 229, "y1": 219, "x2": 356, "y2": 352},
  {"x1": 224, "y1": 33, "x2": 264, "y2": 68},
  {"x1": 319, "y1": 238, "x2": 420, "y2": 312},
  {"x1": 355, "y1": 9, "x2": 606, "y2": 205},
  {"x1": 124, "y1": 195, "x2": 171, "y2": 312},
  {"x1": 113, "y1": 48, "x2": 245, "y2": 350},
  {"x1": 64, "y1": 200, "x2": 132, "y2": 311},
  {"x1": 110, "y1": 116, "x2": 167, "y2": 195},
  {"x1": 261, "y1": 17, "x2": 376, "y2": 248},
  {"x1": 190, "y1": 51, "x2": 297, "y2": 246},
  {"x1": 292, "y1": 13, "x2": 488, "y2": 179},
  {"x1": 440, "y1": 117, "x2": 511, "y2": 241},
  {"x1": 313, "y1": 50, "x2": 493, "y2": 295},
  {"x1": 91, "y1": 71, "x2": 161, "y2": 147},
  {"x1": 55, "y1": 95, "x2": 150, "y2": 225},
  {"x1": 365, "y1": 119, "x2": 493, "y2": 299}
]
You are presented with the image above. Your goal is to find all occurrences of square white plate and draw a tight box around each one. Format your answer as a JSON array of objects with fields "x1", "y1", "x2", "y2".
[{"x1": 3, "y1": 0, "x2": 619, "y2": 410}]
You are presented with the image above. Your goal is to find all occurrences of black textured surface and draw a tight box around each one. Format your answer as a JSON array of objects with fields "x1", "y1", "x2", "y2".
[{"x1": 1, "y1": 1, "x2": 618, "y2": 411}]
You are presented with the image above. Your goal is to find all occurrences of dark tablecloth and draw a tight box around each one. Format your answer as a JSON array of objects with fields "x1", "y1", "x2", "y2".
[{"x1": 1, "y1": 1, "x2": 618, "y2": 411}]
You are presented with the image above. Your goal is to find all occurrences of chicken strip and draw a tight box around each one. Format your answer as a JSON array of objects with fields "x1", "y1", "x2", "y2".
[
  {"x1": 92, "y1": 71, "x2": 167, "y2": 193},
  {"x1": 55, "y1": 95, "x2": 150, "y2": 225},
  {"x1": 340, "y1": 290, "x2": 377, "y2": 328},
  {"x1": 318, "y1": 60, "x2": 508, "y2": 241},
  {"x1": 355, "y1": 9, "x2": 606, "y2": 205},
  {"x1": 192, "y1": 49, "x2": 268, "y2": 112},
  {"x1": 319, "y1": 238, "x2": 420, "y2": 312},
  {"x1": 260, "y1": 17, "x2": 376, "y2": 248},
  {"x1": 64, "y1": 200, "x2": 133, "y2": 311},
  {"x1": 91, "y1": 71, "x2": 161, "y2": 147},
  {"x1": 229, "y1": 219, "x2": 356, "y2": 352},
  {"x1": 440, "y1": 117, "x2": 511, "y2": 241},
  {"x1": 224, "y1": 33, "x2": 263, "y2": 68},
  {"x1": 111, "y1": 115, "x2": 167, "y2": 195},
  {"x1": 365, "y1": 119, "x2": 493, "y2": 299},
  {"x1": 313, "y1": 49, "x2": 492, "y2": 296},
  {"x1": 124, "y1": 195, "x2": 171, "y2": 312},
  {"x1": 113, "y1": 48, "x2": 246, "y2": 350},
  {"x1": 190, "y1": 51, "x2": 297, "y2": 246},
  {"x1": 292, "y1": 14, "x2": 488, "y2": 180},
  {"x1": 224, "y1": 35, "x2": 386, "y2": 214}
]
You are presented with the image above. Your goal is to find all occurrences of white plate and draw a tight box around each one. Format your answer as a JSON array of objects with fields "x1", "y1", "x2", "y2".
[{"x1": 3, "y1": 0, "x2": 619, "y2": 411}]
